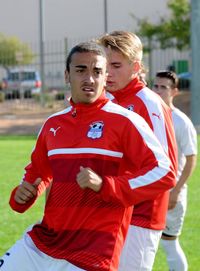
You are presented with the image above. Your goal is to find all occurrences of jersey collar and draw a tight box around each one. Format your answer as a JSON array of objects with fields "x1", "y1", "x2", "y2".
[{"x1": 108, "y1": 77, "x2": 145, "y2": 102}]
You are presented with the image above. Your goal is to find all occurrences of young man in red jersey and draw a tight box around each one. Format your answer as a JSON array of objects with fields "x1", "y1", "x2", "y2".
[
  {"x1": 0, "y1": 41, "x2": 175, "y2": 271},
  {"x1": 98, "y1": 31, "x2": 178, "y2": 271}
]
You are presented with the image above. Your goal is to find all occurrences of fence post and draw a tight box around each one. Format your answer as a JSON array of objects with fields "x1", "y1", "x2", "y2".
[
  {"x1": 191, "y1": 0, "x2": 200, "y2": 133},
  {"x1": 39, "y1": 0, "x2": 45, "y2": 106}
]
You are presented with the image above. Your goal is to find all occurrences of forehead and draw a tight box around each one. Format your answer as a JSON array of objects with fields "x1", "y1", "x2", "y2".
[
  {"x1": 105, "y1": 47, "x2": 127, "y2": 62},
  {"x1": 155, "y1": 77, "x2": 172, "y2": 86},
  {"x1": 70, "y1": 52, "x2": 106, "y2": 68}
]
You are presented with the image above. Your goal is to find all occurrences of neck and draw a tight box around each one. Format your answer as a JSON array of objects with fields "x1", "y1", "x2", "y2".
[{"x1": 168, "y1": 102, "x2": 175, "y2": 110}]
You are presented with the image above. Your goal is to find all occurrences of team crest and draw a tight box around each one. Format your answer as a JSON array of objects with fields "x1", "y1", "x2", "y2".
[
  {"x1": 87, "y1": 121, "x2": 104, "y2": 139},
  {"x1": 127, "y1": 104, "x2": 134, "y2": 111}
]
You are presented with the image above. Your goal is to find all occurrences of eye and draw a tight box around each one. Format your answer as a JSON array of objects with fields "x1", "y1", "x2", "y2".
[
  {"x1": 94, "y1": 69, "x2": 103, "y2": 75},
  {"x1": 160, "y1": 85, "x2": 168, "y2": 90},
  {"x1": 113, "y1": 64, "x2": 121, "y2": 68},
  {"x1": 76, "y1": 69, "x2": 84, "y2": 73}
]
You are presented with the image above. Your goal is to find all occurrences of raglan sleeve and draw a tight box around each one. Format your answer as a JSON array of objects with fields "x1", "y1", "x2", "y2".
[
  {"x1": 100, "y1": 113, "x2": 176, "y2": 207},
  {"x1": 9, "y1": 122, "x2": 53, "y2": 212},
  {"x1": 136, "y1": 95, "x2": 178, "y2": 177},
  {"x1": 179, "y1": 118, "x2": 197, "y2": 156}
]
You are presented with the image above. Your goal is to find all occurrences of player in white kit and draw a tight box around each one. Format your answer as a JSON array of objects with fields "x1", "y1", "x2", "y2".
[{"x1": 153, "y1": 70, "x2": 197, "y2": 271}]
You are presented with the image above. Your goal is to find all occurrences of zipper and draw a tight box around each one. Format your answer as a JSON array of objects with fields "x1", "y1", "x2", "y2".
[{"x1": 71, "y1": 108, "x2": 77, "y2": 117}]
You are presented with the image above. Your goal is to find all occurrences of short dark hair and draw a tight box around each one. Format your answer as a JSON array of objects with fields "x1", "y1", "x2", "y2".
[
  {"x1": 155, "y1": 70, "x2": 179, "y2": 88},
  {"x1": 65, "y1": 41, "x2": 106, "y2": 72}
]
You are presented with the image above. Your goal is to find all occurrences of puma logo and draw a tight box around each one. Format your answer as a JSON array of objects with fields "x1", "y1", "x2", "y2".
[
  {"x1": 152, "y1": 112, "x2": 161, "y2": 120},
  {"x1": 49, "y1": 127, "x2": 60, "y2": 136}
]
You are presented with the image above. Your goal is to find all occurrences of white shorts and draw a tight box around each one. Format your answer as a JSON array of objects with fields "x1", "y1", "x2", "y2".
[
  {"x1": 0, "y1": 233, "x2": 86, "y2": 271},
  {"x1": 118, "y1": 225, "x2": 162, "y2": 271},
  {"x1": 163, "y1": 190, "x2": 187, "y2": 237}
]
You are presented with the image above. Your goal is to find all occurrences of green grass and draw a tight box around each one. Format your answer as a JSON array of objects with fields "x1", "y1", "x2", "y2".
[
  {"x1": 0, "y1": 135, "x2": 199, "y2": 270},
  {"x1": 0, "y1": 135, "x2": 44, "y2": 253},
  {"x1": 154, "y1": 135, "x2": 200, "y2": 271}
]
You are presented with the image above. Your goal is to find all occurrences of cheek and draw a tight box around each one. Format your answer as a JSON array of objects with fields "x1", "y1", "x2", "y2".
[
  {"x1": 111, "y1": 69, "x2": 124, "y2": 81},
  {"x1": 160, "y1": 93, "x2": 169, "y2": 102},
  {"x1": 119, "y1": 70, "x2": 131, "y2": 82},
  {"x1": 163, "y1": 92, "x2": 170, "y2": 99}
]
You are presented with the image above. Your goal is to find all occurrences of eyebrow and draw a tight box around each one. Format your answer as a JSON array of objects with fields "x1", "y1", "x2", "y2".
[
  {"x1": 94, "y1": 67, "x2": 103, "y2": 71},
  {"x1": 153, "y1": 84, "x2": 169, "y2": 88},
  {"x1": 75, "y1": 65, "x2": 87, "y2": 69},
  {"x1": 74, "y1": 65, "x2": 103, "y2": 72}
]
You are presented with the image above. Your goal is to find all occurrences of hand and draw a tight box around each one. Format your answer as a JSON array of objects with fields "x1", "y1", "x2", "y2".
[
  {"x1": 14, "y1": 178, "x2": 42, "y2": 204},
  {"x1": 76, "y1": 166, "x2": 103, "y2": 192},
  {"x1": 168, "y1": 189, "x2": 179, "y2": 210}
]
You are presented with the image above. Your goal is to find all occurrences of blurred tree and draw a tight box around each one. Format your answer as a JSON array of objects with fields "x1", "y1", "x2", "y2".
[
  {"x1": 0, "y1": 33, "x2": 34, "y2": 72},
  {"x1": 131, "y1": 0, "x2": 190, "y2": 51}
]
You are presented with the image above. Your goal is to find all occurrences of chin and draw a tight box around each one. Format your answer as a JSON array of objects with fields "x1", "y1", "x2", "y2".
[
  {"x1": 82, "y1": 97, "x2": 96, "y2": 104},
  {"x1": 106, "y1": 85, "x2": 117, "y2": 92}
]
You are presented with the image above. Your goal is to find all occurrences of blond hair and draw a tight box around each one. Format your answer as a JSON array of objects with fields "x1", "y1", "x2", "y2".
[{"x1": 98, "y1": 31, "x2": 143, "y2": 62}]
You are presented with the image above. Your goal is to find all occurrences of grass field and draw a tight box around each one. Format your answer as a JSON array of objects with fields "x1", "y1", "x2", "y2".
[{"x1": 0, "y1": 135, "x2": 199, "y2": 270}]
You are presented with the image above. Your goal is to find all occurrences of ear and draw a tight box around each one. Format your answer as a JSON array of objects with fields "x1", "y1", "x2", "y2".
[
  {"x1": 64, "y1": 70, "x2": 70, "y2": 84},
  {"x1": 133, "y1": 61, "x2": 141, "y2": 74},
  {"x1": 172, "y1": 87, "x2": 179, "y2": 97}
]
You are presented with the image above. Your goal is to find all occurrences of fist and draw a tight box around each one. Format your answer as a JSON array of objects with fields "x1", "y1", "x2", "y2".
[
  {"x1": 76, "y1": 166, "x2": 103, "y2": 192},
  {"x1": 14, "y1": 178, "x2": 42, "y2": 204}
]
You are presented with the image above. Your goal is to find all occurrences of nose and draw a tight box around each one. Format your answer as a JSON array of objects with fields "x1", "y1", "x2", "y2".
[
  {"x1": 107, "y1": 72, "x2": 113, "y2": 79},
  {"x1": 84, "y1": 73, "x2": 95, "y2": 84},
  {"x1": 153, "y1": 85, "x2": 161, "y2": 94},
  {"x1": 106, "y1": 67, "x2": 113, "y2": 77}
]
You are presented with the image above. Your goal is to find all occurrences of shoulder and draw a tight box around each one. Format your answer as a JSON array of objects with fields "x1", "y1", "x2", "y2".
[
  {"x1": 103, "y1": 100, "x2": 141, "y2": 118},
  {"x1": 102, "y1": 100, "x2": 151, "y2": 130},
  {"x1": 173, "y1": 107, "x2": 197, "y2": 143},
  {"x1": 37, "y1": 106, "x2": 72, "y2": 136},
  {"x1": 136, "y1": 87, "x2": 168, "y2": 112},
  {"x1": 47, "y1": 106, "x2": 72, "y2": 121},
  {"x1": 135, "y1": 87, "x2": 171, "y2": 128},
  {"x1": 137, "y1": 87, "x2": 161, "y2": 104},
  {"x1": 172, "y1": 108, "x2": 195, "y2": 129}
]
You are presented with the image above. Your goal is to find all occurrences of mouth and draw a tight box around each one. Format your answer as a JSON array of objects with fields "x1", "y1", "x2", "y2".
[
  {"x1": 106, "y1": 81, "x2": 115, "y2": 87},
  {"x1": 82, "y1": 87, "x2": 94, "y2": 93}
]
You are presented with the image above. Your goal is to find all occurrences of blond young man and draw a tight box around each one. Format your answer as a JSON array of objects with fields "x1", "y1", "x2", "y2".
[
  {"x1": 98, "y1": 31, "x2": 178, "y2": 271},
  {"x1": 153, "y1": 70, "x2": 197, "y2": 271}
]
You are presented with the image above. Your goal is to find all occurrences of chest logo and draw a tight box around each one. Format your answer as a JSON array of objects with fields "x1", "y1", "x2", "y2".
[
  {"x1": 127, "y1": 104, "x2": 134, "y2": 111},
  {"x1": 87, "y1": 121, "x2": 104, "y2": 139},
  {"x1": 152, "y1": 112, "x2": 161, "y2": 120},
  {"x1": 49, "y1": 127, "x2": 61, "y2": 136}
]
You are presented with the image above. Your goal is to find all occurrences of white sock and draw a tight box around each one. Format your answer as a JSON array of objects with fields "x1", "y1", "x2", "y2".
[{"x1": 161, "y1": 239, "x2": 188, "y2": 271}]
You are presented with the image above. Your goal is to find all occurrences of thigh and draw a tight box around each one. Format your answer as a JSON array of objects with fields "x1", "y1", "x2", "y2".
[
  {"x1": 67, "y1": 263, "x2": 86, "y2": 271},
  {"x1": 0, "y1": 235, "x2": 42, "y2": 271},
  {"x1": 49, "y1": 259, "x2": 86, "y2": 271},
  {"x1": 0, "y1": 234, "x2": 86, "y2": 271},
  {"x1": 119, "y1": 225, "x2": 161, "y2": 271},
  {"x1": 163, "y1": 197, "x2": 187, "y2": 237}
]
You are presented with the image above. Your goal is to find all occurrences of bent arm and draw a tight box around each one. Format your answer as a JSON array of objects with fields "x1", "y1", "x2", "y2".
[
  {"x1": 100, "y1": 114, "x2": 176, "y2": 207},
  {"x1": 9, "y1": 125, "x2": 53, "y2": 213},
  {"x1": 168, "y1": 154, "x2": 197, "y2": 209}
]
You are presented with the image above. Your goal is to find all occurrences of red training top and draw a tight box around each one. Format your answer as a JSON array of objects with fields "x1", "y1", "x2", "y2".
[
  {"x1": 9, "y1": 94, "x2": 175, "y2": 271},
  {"x1": 108, "y1": 78, "x2": 178, "y2": 230}
]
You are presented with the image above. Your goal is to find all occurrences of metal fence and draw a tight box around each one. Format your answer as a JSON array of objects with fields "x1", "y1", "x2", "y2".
[{"x1": 0, "y1": 36, "x2": 191, "y2": 109}]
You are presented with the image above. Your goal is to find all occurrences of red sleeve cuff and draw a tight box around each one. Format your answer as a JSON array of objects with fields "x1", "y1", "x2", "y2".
[{"x1": 9, "y1": 186, "x2": 37, "y2": 213}]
